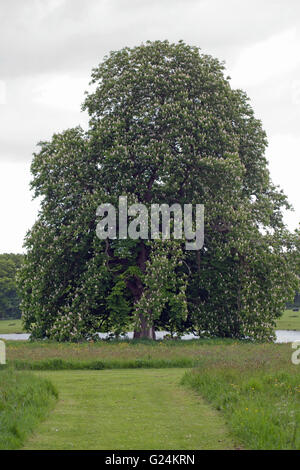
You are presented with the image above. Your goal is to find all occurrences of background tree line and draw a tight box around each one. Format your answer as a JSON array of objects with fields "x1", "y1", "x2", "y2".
[{"x1": 0, "y1": 253, "x2": 24, "y2": 319}]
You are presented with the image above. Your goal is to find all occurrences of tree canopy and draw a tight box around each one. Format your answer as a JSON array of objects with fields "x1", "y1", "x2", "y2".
[{"x1": 18, "y1": 40, "x2": 300, "y2": 341}]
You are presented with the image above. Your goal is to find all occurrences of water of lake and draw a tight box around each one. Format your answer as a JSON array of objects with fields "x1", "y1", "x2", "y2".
[{"x1": 1, "y1": 330, "x2": 300, "y2": 343}]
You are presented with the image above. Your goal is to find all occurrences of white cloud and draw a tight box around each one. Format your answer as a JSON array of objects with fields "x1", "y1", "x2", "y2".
[
  {"x1": 33, "y1": 74, "x2": 89, "y2": 112},
  {"x1": 230, "y1": 28, "x2": 300, "y2": 89},
  {"x1": 0, "y1": 75, "x2": 89, "y2": 163},
  {"x1": 0, "y1": 0, "x2": 300, "y2": 251},
  {"x1": 0, "y1": 162, "x2": 40, "y2": 253},
  {"x1": 34, "y1": 0, "x2": 66, "y2": 20},
  {"x1": 0, "y1": 81, "x2": 6, "y2": 105},
  {"x1": 266, "y1": 134, "x2": 300, "y2": 231}
]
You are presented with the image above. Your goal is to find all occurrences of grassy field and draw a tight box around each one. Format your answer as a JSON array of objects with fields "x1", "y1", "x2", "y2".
[
  {"x1": 22, "y1": 369, "x2": 236, "y2": 450},
  {"x1": 1, "y1": 307, "x2": 299, "y2": 450},
  {"x1": 1, "y1": 339, "x2": 300, "y2": 450},
  {"x1": 3, "y1": 338, "x2": 298, "y2": 371},
  {"x1": 0, "y1": 319, "x2": 23, "y2": 334},
  {"x1": 276, "y1": 309, "x2": 300, "y2": 330},
  {"x1": 5, "y1": 337, "x2": 237, "y2": 370},
  {"x1": 0, "y1": 369, "x2": 57, "y2": 449},
  {"x1": 183, "y1": 365, "x2": 300, "y2": 449}
]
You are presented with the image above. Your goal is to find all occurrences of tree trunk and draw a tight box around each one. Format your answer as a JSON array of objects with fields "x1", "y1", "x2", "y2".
[
  {"x1": 127, "y1": 240, "x2": 156, "y2": 340},
  {"x1": 133, "y1": 313, "x2": 156, "y2": 339}
]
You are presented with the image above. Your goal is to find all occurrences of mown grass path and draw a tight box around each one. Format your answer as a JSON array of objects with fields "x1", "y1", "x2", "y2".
[{"x1": 22, "y1": 369, "x2": 236, "y2": 450}]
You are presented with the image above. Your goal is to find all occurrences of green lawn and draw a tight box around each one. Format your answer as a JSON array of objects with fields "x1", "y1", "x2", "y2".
[
  {"x1": 22, "y1": 369, "x2": 236, "y2": 450},
  {"x1": 276, "y1": 309, "x2": 300, "y2": 330},
  {"x1": 0, "y1": 319, "x2": 23, "y2": 334}
]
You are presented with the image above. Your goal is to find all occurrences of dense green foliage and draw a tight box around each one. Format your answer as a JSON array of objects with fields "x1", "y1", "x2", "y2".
[
  {"x1": 0, "y1": 253, "x2": 23, "y2": 319},
  {"x1": 0, "y1": 368, "x2": 57, "y2": 449},
  {"x1": 18, "y1": 40, "x2": 299, "y2": 341}
]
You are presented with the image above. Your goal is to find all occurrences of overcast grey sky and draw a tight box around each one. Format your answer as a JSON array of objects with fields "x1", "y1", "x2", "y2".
[{"x1": 0, "y1": 0, "x2": 299, "y2": 253}]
